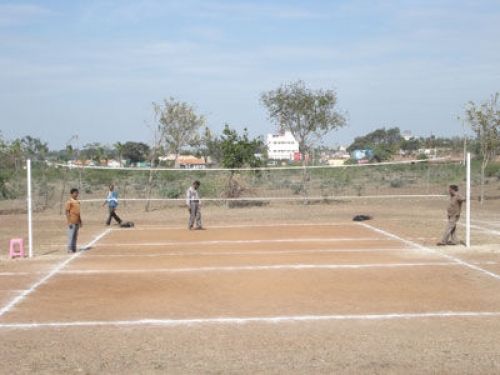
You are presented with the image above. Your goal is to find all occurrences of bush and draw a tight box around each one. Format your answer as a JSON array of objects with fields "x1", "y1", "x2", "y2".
[
  {"x1": 485, "y1": 163, "x2": 500, "y2": 179},
  {"x1": 160, "y1": 187, "x2": 182, "y2": 199},
  {"x1": 390, "y1": 178, "x2": 404, "y2": 188},
  {"x1": 416, "y1": 153, "x2": 428, "y2": 160}
]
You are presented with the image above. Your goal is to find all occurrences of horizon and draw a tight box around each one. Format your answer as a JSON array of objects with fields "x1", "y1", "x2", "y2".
[{"x1": 1, "y1": 1, "x2": 498, "y2": 149}]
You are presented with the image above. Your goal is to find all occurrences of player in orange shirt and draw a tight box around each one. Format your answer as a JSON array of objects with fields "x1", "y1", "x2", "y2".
[{"x1": 65, "y1": 188, "x2": 82, "y2": 253}]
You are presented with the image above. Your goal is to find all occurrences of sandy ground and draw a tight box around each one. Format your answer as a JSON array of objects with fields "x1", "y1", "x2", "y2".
[{"x1": 0, "y1": 198, "x2": 499, "y2": 374}]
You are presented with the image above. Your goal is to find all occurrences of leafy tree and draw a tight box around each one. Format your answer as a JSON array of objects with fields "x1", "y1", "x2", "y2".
[
  {"x1": 219, "y1": 125, "x2": 264, "y2": 199},
  {"x1": 219, "y1": 125, "x2": 264, "y2": 169},
  {"x1": 261, "y1": 80, "x2": 346, "y2": 160},
  {"x1": 114, "y1": 142, "x2": 125, "y2": 166},
  {"x1": 122, "y1": 141, "x2": 150, "y2": 164},
  {"x1": 400, "y1": 137, "x2": 421, "y2": 154},
  {"x1": 463, "y1": 92, "x2": 500, "y2": 203},
  {"x1": 194, "y1": 127, "x2": 221, "y2": 164},
  {"x1": 0, "y1": 133, "x2": 14, "y2": 198},
  {"x1": 153, "y1": 97, "x2": 205, "y2": 161},
  {"x1": 261, "y1": 80, "x2": 346, "y2": 200},
  {"x1": 20, "y1": 136, "x2": 48, "y2": 161},
  {"x1": 9, "y1": 139, "x2": 23, "y2": 170},
  {"x1": 347, "y1": 127, "x2": 403, "y2": 161}
]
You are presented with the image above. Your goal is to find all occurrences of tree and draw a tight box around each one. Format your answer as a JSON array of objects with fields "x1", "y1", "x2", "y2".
[
  {"x1": 122, "y1": 142, "x2": 150, "y2": 165},
  {"x1": 218, "y1": 124, "x2": 264, "y2": 199},
  {"x1": 114, "y1": 142, "x2": 125, "y2": 167},
  {"x1": 261, "y1": 80, "x2": 346, "y2": 159},
  {"x1": 153, "y1": 97, "x2": 205, "y2": 161},
  {"x1": 463, "y1": 93, "x2": 500, "y2": 203},
  {"x1": 261, "y1": 80, "x2": 346, "y2": 200},
  {"x1": 219, "y1": 125, "x2": 264, "y2": 169},
  {"x1": 193, "y1": 127, "x2": 221, "y2": 164},
  {"x1": 347, "y1": 127, "x2": 404, "y2": 161},
  {"x1": 20, "y1": 136, "x2": 48, "y2": 161}
]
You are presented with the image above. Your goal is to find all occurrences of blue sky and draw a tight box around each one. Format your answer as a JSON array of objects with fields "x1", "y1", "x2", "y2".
[{"x1": 1, "y1": 0, "x2": 499, "y2": 149}]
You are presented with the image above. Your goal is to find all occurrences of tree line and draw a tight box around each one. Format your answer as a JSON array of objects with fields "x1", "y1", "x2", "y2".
[{"x1": 1, "y1": 82, "x2": 498, "y2": 202}]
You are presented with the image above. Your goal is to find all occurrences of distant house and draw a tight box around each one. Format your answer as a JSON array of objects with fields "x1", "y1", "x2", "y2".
[
  {"x1": 266, "y1": 131, "x2": 299, "y2": 161},
  {"x1": 175, "y1": 155, "x2": 206, "y2": 169},
  {"x1": 106, "y1": 159, "x2": 121, "y2": 168}
]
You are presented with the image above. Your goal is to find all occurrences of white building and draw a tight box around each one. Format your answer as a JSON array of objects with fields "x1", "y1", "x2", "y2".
[{"x1": 266, "y1": 131, "x2": 299, "y2": 161}]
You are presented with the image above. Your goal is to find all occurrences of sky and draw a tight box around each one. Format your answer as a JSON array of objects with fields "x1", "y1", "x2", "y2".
[{"x1": 1, "y1": 0, "x2": 499, "y2": 150}]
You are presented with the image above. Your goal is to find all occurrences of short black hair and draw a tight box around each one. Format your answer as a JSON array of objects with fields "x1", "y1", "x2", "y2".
[
  {"x1": 449, "y1": 185, "x2": 459, "y2": 192},
  {"x1": 70, "y1": 188, "x2": 79, "y2": 194},
  {"x1": 193, "y1": 180, "x2": 200, "y2": 186}
]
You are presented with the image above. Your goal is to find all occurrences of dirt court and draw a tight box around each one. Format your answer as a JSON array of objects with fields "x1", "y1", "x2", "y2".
[{"x1": 0, "y1": 199, "x2": 500, "y2": 374}]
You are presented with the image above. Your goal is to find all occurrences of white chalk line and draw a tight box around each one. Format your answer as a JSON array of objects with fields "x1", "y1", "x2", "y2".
[
  {"x1": 471, "y1": 219, "x2": 500, "y2": 229},
  {"x1": 4, "y1": 261, "x2": 499, "y2": 277},
  {"x1": 95, "y1": 238, "x2": 392, "y2": 248},
  {"x1": 86, "y1": 247, "x2": 413, "y2": 257},
  {"x1": 0, "y1": 229, "x2": 112, "y2": 318},
  {"x1": 60, "y1": 262, "x2": 463, "y2": 275},
  {"x1": 467, "y1": 223, "x2": 500, "y2": 237},
  {"x1": 1, "y1": 311, "x2": 500, "y2": 329},
  {"x1": 360, "y1": 223, "x2": 500, "y2": 281},
  {"x1": 123, "y1": 223, "x2": 354, "y2": 231}
]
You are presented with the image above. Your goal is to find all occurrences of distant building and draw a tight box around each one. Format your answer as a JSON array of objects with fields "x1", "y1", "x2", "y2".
[
  {"x1": 402, "y1": 130, "x2": 413, "y2": 141},
  {"x1": 266, "y1": 131, "x2": 299, "y2": 161},
  {"x1": 106, "y1": 160, "x2": 121, "y2": 168},
  {"x1": 175, "y1": 155, "x2": 206, "y2": 169}
]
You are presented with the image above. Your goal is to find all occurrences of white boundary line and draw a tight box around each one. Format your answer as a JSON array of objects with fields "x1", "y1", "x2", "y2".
[
  {"x1": 4, "y1": 261, "x2": 498, "y2": 276},
  {"x1": 467, "y1": 223, "x2": 500, "y2": 237},
  {"x1": 0, "y1": 229, "x2": 112, "y2": 318},
  {"x1": 60, "y1": 262, "x2": 459, "y2": 274},
  {"x1": 1, "y1": 311, "x2": 500, "y2": 329},
  {"x1": 471, "y1": 219, "x2": 500, "y2": 229},
  {"x1": 359, "y1": 223, "x2": 500, "y2": 281},
  {"x1": 86, "y1": 248, "x2": 412, "y2": 257},
  {"x1": 121, "y1": 223, "x2": 354, "y2": 230},
  {"x1": 95, "y1": 238, "x2": 391, "y2": 247}
]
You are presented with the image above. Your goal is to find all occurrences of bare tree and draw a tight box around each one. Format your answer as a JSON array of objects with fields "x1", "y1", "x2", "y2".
[{"x1": 463, "y1": 92, "x2": 500, "y2": 203}]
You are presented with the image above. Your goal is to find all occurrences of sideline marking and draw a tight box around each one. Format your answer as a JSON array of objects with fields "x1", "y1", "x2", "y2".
[
  {"x1": 96, "y1": 238, "x2": 391, "y2": 247},
  {"x1": 0, "y1": 229, "x2": 112, "y2": 318},
  {"x1": 1, "y1": 311, "x2": 500, "y2": 329},
  {"x1": 61, "y1": 262, "x2": 458, "y2": 274},
  {"x1": 4, "y1": 261, "x2": 498, "y2": 276},
  {"x1": 87, "y1": 248, "x2": 412, "y2": 257},
  {"x1": 124, "y1": 223, "x2": 353, "y2": 231},
  {"x1": 467, "y1": 223, "x2": 500, "y2": 236},
  {"x1": 360, "y1": 223, "x2": 500, "y2": 281}
]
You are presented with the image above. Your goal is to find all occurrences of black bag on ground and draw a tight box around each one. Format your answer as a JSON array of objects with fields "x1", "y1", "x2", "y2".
[{"x1": 352, "y1": 215, "x2": 372, "y2": 221}]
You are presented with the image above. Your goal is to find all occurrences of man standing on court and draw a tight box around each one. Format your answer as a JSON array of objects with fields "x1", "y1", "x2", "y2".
[
  {"x1": 65, "y1": 188, "x2": 82, "y2": 253},
  {"x1": 103, "y1": 183, "x2": 122, "y2": 226},
  {"x1": 186, "y1": 180, "x2": 203, "y2": 230},
  {"x1": 437, "y1": 184, "x2": 465, "y2": 246}
]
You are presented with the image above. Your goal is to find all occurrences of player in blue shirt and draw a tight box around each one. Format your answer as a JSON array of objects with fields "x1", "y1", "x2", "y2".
[{"x1": 103, "y1": 184, "x2": 122, "y2": 226}]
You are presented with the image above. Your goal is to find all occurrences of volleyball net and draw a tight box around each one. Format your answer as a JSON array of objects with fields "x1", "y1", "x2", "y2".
[
  {"x1": 1, "y1": 157, "x2": 479, "y2": 257},
  {"x1": 50, "y1": 159, "x2": 464, "y2": 203}
]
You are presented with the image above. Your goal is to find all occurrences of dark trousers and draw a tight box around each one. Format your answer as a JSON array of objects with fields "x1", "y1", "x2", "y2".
[{"x1": 106, "y1": 207, "x2": 122, "y2": 225}]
